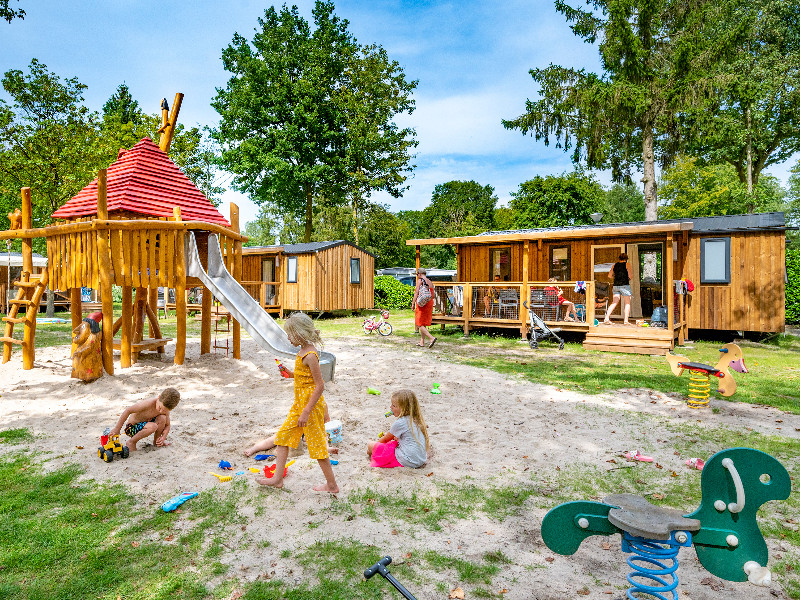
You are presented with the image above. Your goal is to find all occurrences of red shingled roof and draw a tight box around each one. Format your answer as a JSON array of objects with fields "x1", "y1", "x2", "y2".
[{"x1": 52, "y1": 137, "x2": 230, "y2": 226}]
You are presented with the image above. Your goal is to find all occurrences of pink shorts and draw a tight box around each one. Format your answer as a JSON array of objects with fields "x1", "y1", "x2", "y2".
[{"x1": 371, "y1": 440, "x2": 403, "y2": 468}]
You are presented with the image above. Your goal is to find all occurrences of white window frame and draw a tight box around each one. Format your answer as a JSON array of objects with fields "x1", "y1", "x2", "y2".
[{"x1": 287, "y1": 256, "x2": 298, "y2": 283}]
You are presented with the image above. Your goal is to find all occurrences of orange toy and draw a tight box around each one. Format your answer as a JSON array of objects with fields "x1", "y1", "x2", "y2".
[{"x1": 264, "y1": 459, "x2": 295, "y2": 478}]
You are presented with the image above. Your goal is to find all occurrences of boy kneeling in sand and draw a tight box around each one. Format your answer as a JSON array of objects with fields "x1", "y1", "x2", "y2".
[{"x1": 110, "y1": 388, "x2": 180, "y2": 452}]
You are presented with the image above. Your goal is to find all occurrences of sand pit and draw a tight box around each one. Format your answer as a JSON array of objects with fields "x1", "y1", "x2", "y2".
[{"x1": 1, "y1": 335, "x2": 797, "y2": 599}]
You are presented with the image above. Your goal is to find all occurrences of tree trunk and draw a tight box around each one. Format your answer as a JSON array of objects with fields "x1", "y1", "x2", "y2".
[
  {"x1": 641, "y1": 122, "x2": 658, "y2": 221},
  {"x1": 304, "y1": 184, "x2": 313, "y2": 243},
  {"x1": 352, "y1": 197, "x2": 359, "y2": 246}
]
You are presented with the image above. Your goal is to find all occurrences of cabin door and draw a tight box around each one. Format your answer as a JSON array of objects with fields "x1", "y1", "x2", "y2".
[
  {"x1": 591, "y1": 244, "x2": 625, "y2": 309},
  {"x1": 261, "y1": 258, "x2": 276, "y2": 305},
  {"x1": 628, "y1": 243, "x2": 663, "y2": 320}
]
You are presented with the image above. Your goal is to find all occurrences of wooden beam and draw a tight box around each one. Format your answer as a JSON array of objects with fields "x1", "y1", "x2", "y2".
[
  {"x1": 230, "y1": 203, "x2": 242, "y2": 360},
  {"x1": 96, "y1": 170, "x2": 114, "y2": 375},
  {"x1": 20, "y1": 188, "x2": 33, "y2": 273},
  {"x1": 666, "y1": 233, "x2": 674, "y2": 348},
  {"x1": 159, "y1": 92, "x2": 184, "y2": 154},
  {"x1": 173, "y1": 207, "x2": 187, "y2": 365},
  {"x1": 121, "y1": 286, "x2": 132, "y2": 368},
  {"x1": 201, "y1": 284, "x2": 212, "y2": 355},
  {"x1": 70, "y1": 287, "x2": 82, "y2": 356}
]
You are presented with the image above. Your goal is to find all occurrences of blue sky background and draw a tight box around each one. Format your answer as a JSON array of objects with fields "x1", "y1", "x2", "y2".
[{"x1": 1, "y1": 0, "x2": 796, "y2": 225}]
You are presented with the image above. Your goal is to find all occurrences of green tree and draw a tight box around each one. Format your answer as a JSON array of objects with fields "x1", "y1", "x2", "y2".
[
  {"x1": 600, "y1": 183, "x2": 645, "y2": 224},
  {"x1": 0, "y1": 60, "x2": 105, "y2": 233},
  {"x1": 503, "y1": 0, "x2": 720, "y2": 220},
  {"x1": 687, "y1": 0, "x2": 800, "y2": 195},
  {"x1": 212, "y1": 1, "x2": 356, "y2": 242},
  {"x1": 1, "y1": 0, "x2": 24, "y2": 23},
  {"x1": 243, "y1": 208, "x2": 279, "y2": 247},
  {"x1": 494, "y1": 206, "x2": 517, "y2": 231},
  {"x1": 658, "y1": 155, "x2": 787, "y2": 220},
  {"x1": 338, "y1": 43, "x2": 418, "y2": 245},
  {"x1": 510, "y1": 171, "x2": 604, "y2": 229},
  {"x1": 782, "y1": 160, "x2": 800, "y2": 251},
  {"x1": 103, "y1": 83, "x2": 141, "y2": 125}
]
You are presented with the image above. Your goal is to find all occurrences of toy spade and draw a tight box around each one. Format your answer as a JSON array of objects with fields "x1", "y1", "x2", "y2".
[
  {"x1": 541, "y1": 448, "x2": 790, "y2": 595},
  {"x1": 208, "y1": 472, "x2": 232, "y2": 482}
]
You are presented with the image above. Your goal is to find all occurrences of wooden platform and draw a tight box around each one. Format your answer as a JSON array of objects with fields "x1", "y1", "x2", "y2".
[
  {"x1": 112, "y1": 337, "x2": 172, "y2": 352},
  {"x1": 583, "y1": 324, "x2": 674, "y2": 355}
]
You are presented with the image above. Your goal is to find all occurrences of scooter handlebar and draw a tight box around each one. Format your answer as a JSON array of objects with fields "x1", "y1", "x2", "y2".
[{"x1": 364, "y1": 556, "x2": 392, "y2": 579}]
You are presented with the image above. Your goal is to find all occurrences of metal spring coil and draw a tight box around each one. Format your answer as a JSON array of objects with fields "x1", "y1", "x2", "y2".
[
  {"x1": 623, "y1": 534, "x2": 680, "y2": 600},
  {"x1": 687, "y1": 372, "x2": 710, "y2": 409}
]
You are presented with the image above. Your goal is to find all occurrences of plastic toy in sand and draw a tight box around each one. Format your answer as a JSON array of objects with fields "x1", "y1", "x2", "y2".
[
  {"x1": 430, "y1": 383, "x2": 441, "y2": 395},
  {"x1": 218, "y1": 460, "x2": 232, "y2": 470},
  {"x1": 666, "y1": 343, "x2": 748, "y2": 409},
  {"x1": 264, "y1": 459, "x2": 295, "y2": 478},
  {"x1": 541, "y1": 448, "x2": 791, "y2": 597},
  {"x1": 162, "y1": 491, "x2": 199, "y2": 512},
  {"x1": 254, "y1": 454, "x2": 275, "y2": 461},
  {"x1": 368, "y1": 387, "x2": 381, "y2": 395},
  {"x1": 624, "y1": 450, "x2": 653, "y2": 462},
  {"x1": 208, "y1": 472, "x2": 232, "y2": 482},
  {"x1": 98, "y1": 434, "x2": 129, "y2": 462},
  {"x1": 325, "y1": 420, "x2": 343, "y2": 444},
  {"x1": 385, "y1": 411, "x2": 393, "y2": 417}
]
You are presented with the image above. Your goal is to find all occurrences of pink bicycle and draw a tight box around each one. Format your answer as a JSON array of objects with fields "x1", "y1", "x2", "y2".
[{"x1": 363, "y1": 309, "x2": 392, "y2": 336}]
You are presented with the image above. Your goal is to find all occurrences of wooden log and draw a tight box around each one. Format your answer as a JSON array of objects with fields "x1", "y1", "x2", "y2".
[
  {"x1": 96, "y1": 170, "x2": 114, "y2": 375},
  {"x1": 148, "y1": 286, "x2": 158, "y2": 338},
  {"x1": 70, "y1": 287, "x2": 82, "y2": 355},
  {"x1": 143, "y1": 300, "x2": 165, "y2": 353},
  {"x1": 201, "y1": 284, "x2": 212, "y2": 355},
  {"x1": 173, "y1": 207, "x2": 187, "y2": 365},
  {"x1": 121, "y1": 285, "x2": 132, "y2": 368},
  {"x1": 159, "y1": 92, "x2": 184, "y2": 153},
  {"x1": 20, "y1": 188, "x2": 33, "y2": 274}
]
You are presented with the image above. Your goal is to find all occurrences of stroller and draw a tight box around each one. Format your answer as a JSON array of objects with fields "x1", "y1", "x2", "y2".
[{"x1": 522, "y1": 300, "x2": 565, "y2": 350}]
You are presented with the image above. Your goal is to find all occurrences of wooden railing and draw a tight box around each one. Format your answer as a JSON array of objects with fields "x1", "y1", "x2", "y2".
[{"x1": 241, "y1": 280, "x2": 281, "y2": 308}]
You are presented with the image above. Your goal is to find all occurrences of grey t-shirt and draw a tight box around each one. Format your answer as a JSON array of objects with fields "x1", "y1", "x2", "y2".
[{"x1": 390, "y1": 416, "x2": 427, "y2": 468}]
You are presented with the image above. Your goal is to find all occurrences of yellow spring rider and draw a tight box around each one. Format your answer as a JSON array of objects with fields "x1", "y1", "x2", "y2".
[{"x1": 666, "y1": 343, "x2": 748, "y2": 408}]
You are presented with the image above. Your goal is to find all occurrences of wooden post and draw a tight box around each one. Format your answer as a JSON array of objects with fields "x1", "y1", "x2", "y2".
[
  {"x1": 462, "y1": 284, "x2": 472, "y2": 336},
  {"x1": 415, "y1": 246, "x2": 420, "y2": 273},
  {"x1": 148, "y1": 286, "x2": 158, "y2": 336},
  {"x1": 587, "y1": 281, "x2": 595, "y2": 326},
  {"x1": 201, "y1": 284, "x2": 212, "y2": 354},
  {"x1": 666, "y1": 233, "x2": 674, "y2": 349},
  {"x1": 19, "y1": 188, "x2": 34, "y2": 369},
  {"x1": 96, "y1": 170, "x2": 115, "y2": 375},
  {"x1": 20, "y1": 188, "x2": 32, "y2": 273},
  {"x1": 159, "y1": 92, "x2": 184, "y2": 154},
  {"x1": 521, "y1": 240, "x2": 530, "y2": 339},
  {"x1": 173, "y1": 207, "x2": 187, "y2": 365},
  {"x1": 231, "y1": 204, "x2": 242, "y2": 360},
  {"x1": 121, "y1": 285, "x2": 132, "y2": 368}
]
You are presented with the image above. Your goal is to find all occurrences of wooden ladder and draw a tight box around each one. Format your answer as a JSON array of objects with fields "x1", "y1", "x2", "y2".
[{"x1": 2, "y1": 268, "x2": 49, "y2": 368}]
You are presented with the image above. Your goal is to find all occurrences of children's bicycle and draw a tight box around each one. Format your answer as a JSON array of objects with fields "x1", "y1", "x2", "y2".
[{"x1": 363, "y1": 309, "x2": 392, "y2": 336}]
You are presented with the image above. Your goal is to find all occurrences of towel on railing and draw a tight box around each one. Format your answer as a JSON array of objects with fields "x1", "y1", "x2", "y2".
[{"x1": 574, "y1": 280, "x2": 586, "y2": 294}]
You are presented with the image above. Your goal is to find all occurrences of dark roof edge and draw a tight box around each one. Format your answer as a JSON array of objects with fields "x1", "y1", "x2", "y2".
[{"x1": 244, "y1": 240, "x2": 376, "y2": 258}]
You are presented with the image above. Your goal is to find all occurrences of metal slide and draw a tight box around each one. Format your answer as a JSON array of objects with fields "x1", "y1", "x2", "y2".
[{"x1": 185, "y1": 232, "x2": 336, "y2": 381}]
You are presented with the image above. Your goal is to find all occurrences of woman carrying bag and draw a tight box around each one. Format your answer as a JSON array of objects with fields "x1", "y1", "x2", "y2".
[{"x1": 412, "y1": 268, "x2": 436, "y2": 348}]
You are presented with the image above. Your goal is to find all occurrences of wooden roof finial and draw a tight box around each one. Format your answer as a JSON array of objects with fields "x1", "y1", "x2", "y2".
[{"x1": 158, "y1": 92, "x2": 184, "y2": 154}]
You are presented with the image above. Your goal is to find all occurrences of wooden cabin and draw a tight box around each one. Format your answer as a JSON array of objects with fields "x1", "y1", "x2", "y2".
[
  {"x1": 1, "y1": 252, "x2": 47, "y2": 313},
  {"x1": 242, "y1": 241, "x2": 375, "y2": 315},
  {"x1": 407, "y1": 213, "x2": 787, "y2": 354}
]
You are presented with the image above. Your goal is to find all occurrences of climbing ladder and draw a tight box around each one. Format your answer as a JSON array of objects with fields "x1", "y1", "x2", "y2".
[{"x1": 1, "y1": 268, "x2": 49, "y2": 369}]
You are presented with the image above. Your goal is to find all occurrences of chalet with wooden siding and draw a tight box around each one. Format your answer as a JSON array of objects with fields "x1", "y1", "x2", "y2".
[
  {"x1": 242, "y1": 241, "x2": 375, "y2": 315},
  {"x1": 407, "y1": 213, "x2": 788, "y2": 354}
]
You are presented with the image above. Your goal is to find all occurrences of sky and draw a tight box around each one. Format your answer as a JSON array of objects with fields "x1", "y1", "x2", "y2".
[{"x1": 1, "y1": 0, "x2": 797, "y2": 226}]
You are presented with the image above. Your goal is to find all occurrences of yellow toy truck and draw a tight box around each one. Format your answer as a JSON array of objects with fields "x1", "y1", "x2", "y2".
[{"x1": 97, "y1": 434, "x2": 130, "y2": 462}]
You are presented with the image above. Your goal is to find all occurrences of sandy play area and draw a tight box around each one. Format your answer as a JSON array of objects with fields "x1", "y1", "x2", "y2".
[{"x1": 1, "y1": 333, "x2": 798, "y2": 599}]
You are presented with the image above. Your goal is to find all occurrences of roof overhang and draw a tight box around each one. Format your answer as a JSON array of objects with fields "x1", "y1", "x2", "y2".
[{"x1": 407, "y1": 222, "x2": 693, "y2": 246}]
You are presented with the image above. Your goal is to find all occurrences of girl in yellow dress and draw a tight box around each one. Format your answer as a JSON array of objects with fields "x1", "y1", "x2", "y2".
[{"x1": 256, "y1": 312, "x2": 339, "y2": 493}]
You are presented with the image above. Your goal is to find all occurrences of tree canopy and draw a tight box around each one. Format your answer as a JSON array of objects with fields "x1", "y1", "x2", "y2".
[
  {"x1": 509, "y1": 171, "x2": 604, "y2": 229},
  {"x1": 1, "y1": 0, "x2": 24, "y2": 23},
  {"x1": 503, "y1": 0, "x2": 721, "y2": 220}
]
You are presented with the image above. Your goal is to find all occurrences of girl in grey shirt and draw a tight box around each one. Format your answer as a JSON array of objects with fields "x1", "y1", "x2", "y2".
[{"x1": 368, "y1": 389, "x2": 429, "y2": 468}]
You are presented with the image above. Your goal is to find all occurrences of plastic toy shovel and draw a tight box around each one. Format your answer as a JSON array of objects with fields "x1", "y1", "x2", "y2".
[
  {"x1": 430, "y1": 383, "x2": 441, "y2": 395},
  {"x1": 161, "y1": 491, "x2": 199, "y2": 512}
]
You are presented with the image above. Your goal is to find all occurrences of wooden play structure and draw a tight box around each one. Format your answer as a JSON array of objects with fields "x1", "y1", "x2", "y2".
[
  {"x1": 241, "y1": 241, "x2": 375, "y2": 316},
  {"x1": 408, "y1": 213, "x2": 788, "y2": 354},
  {"x1": 1, "y1": 94, "x2": 247, "y2": 372}
]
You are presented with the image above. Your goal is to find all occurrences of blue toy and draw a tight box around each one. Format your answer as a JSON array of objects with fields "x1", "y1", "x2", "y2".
[
  {"x1": 161, "y1": 491, "x2": 199, "y2": 512},
  {"x1": 218, "y1": 460, "x2": 232, "y2": 470},
  {"x1": 254, "y1": 454, "x2": 275, "y2": 461}
]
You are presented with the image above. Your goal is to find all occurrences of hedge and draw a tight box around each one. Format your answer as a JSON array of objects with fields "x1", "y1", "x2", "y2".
[
  {"x1": 374, "y1": 275, "x2": 414, "y2": 310},
  {"x1": 787, "y1": 247, "x2": 799, "y2": 324}
]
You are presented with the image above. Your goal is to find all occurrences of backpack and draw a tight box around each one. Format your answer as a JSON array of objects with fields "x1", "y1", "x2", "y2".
[{"x1": 416, "y1": 281, "x2": 432, "y2": 308}]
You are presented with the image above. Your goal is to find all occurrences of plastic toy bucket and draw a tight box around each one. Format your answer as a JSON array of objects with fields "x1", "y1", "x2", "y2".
[
  {"x1": 100, "y1": 434, "x2": 109, "y2": 446},
  {"x1": 325, "y1": 420, "x2": 343, "y2": 444}
]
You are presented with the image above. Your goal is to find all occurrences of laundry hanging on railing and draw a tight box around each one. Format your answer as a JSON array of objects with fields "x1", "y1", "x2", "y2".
[{"x1": 574, "y1": 280, "x2": 587, "y2": 294}]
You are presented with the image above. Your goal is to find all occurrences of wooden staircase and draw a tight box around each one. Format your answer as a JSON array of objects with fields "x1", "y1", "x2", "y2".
[
  {"x1": 583, "y1": 324, "x2": 674, "y2": 355},
  {"x1": 2, "y1": 269, "x2": 49, "y2": 369}
]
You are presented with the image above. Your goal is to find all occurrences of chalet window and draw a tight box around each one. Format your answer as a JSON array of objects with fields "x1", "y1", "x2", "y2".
[
  {"x1": 700, "y1": 237, "x2": 730, "y2": 284},
  {"x1": 549, "y1": 246, "x2": 571, "y2": 281},
  {"x1": 287, "y1": 256, "x2": 298, "y2": 283},
  {"x1": 350, "y1": 257, "x2": 361, "y2": 284},
  {"x1": 490, "y1": 247, "x2": 511, "y2": 280}
]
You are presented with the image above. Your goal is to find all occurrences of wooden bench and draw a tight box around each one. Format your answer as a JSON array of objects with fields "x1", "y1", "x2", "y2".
[{"x1": 112, "y1": 338, "x2": 172, "y2": 353}]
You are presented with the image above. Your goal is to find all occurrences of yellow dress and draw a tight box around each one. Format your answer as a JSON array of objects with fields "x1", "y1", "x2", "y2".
[{"x1": 273, "y1": 350, "x2": 328, "y2": 459}]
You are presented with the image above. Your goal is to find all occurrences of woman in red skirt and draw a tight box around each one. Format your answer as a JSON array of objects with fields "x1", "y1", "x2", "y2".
[{"x1": 413, "y1": 268, "x2": 436, "y2": 348}]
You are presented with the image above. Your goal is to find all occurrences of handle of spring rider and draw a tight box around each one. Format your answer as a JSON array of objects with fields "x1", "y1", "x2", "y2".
[
  {"x1": 365, "y1": 556, "x2": 392, "y2": 579},
  {"x1": 722, "y1": 457, "x2": 746, "y2": 513}
]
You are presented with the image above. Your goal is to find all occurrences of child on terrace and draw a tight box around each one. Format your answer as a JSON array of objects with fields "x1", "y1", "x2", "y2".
[
  {"x1": 367, "y1": 389, "x2": 429, "y2": 468},
  {"x1": 255, "y1": 313, "x2": 338, "y2": 493}
]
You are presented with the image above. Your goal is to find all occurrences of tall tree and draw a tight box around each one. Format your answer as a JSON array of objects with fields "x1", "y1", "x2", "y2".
[
  {"x1": 686, "y1": 0, "x2": 800, "y2": 194},
  {"x1": 503, "y1": 0, "x2": 719, "y2": 220},
  {"x1": 338, "y1": 43, "x2": 418, "y2": 244},
  {"x1": 658, "y1": 155, "x2": 787, "y2": 219},
  {"x1": 212, "y1": 1, "x2": 356, "y2": 242},
  {"x1": 1, "y1": 0, "x2": 24, "y2": 23},
  {"x1": 509, "y1": 171, "x2": 604, "y2": 229},
  {"x1": 103, "y1": 83, "x2": 140, "y2": 125},
  {"x1": 0, "y1": 60, "x2": 105, "y2": 230},
  {"x1": 600, "y1": 183, "x2": 645, "y2": 223}
]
